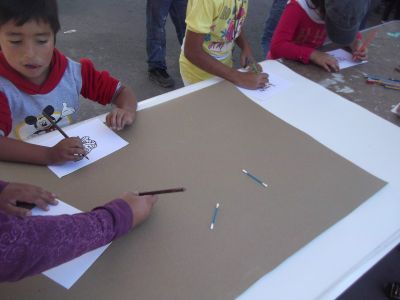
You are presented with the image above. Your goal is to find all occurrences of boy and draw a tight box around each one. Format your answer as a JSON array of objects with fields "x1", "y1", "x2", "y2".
[
  {"x1": 179, "y1": 0, "x2": 269, "y2": 90},
  {"x1": 0, "y1": 0, "x2": 137, "y2": 165}
]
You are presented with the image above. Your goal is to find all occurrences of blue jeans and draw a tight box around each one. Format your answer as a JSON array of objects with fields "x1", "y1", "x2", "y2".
[
  {"x1": 261, "y1": 0, "x2": 287, "y2": 57},
  {"x1": 146, "y1": 0, "x2": 187, "y2": 71}
]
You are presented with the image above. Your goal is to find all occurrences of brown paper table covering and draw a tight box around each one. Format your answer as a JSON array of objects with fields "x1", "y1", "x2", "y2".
[{"x1": 0, "y1": 81, "x2": 386, "y2": 299}]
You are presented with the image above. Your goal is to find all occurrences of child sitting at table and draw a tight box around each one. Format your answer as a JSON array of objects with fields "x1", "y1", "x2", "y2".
[
  {"x1": 0, "y1": 0, "x2": 137, "y2": 165},
  {"x1": 0, "y1": 179, "x2": 157, "y2": 281},
  {"x1": 179, "y1": 0, "x2": 269, "y2": 90},
  {"x1": 268, "y1": 0, "x2": 368, "y2": 72}
]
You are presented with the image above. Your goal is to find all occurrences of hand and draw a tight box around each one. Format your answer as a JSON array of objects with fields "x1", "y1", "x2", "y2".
[
  {"x1": 0, "y1": 182, "x2": 57, "y2": 216},
  {"x1": 234, "y1": 71, "x2": 269, "y2": 90},
  {"x1": 121, "y1": 192, "x2": 158, "y2": 228},
  {"x1": 240, "y1": 51, "x2": 263, "y2": 74},
  {"x1": 351, "y1": 39, "x2": 368, "y2": 61},
  {"x1": 48, "y1": 137, "x2": 86, "y2": 164},
  {"x1": 106, "y1": 108, "x2": 135, "y2": 131},
  {"x1": 310, "y1": 50, "x2": 339, "y2": 72}
]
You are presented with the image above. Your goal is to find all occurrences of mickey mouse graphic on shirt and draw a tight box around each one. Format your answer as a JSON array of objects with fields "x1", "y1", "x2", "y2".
[{"x1": 23, "y1": 103, "x2": 75, "y2": 137}]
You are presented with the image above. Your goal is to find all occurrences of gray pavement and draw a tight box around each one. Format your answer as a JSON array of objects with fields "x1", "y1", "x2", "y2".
[{"x1": 56, "y1": 0, "x2": 381, "y2": 121}]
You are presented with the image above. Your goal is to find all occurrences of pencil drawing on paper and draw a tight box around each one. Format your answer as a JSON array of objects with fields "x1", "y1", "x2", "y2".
[{"x1": 81, "y1": 136, "x2": 97, "y2": 154}]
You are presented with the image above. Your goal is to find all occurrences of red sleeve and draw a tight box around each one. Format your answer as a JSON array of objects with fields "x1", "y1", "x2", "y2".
[
  {"x1": 80, "y1": 59, "x2": 120, "y2": 105},
  {"x1": 269, "y1": 1, "x2": 315, "y2": 64},
  {"x1": 0, "y1": 92, "x2": 12, "y2": 136}
]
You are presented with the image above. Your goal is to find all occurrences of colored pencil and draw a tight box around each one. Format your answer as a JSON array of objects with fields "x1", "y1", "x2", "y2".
[
  {"x1": 358, "y1": 29, "x2": 378, "y2": 52},
  {"x1": 242, "y1": 169, "x2": 268, "y2": 188},
  {"x1": 42, "y1": 111, "x2": 89, "y2": 160},
  {"x1": 138, "y1": 187, "x2": 186, "y2": 196}
]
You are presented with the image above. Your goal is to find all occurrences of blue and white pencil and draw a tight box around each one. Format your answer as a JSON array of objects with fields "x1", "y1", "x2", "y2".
[
  {"x1": 210, "y1": 203, "x2": 220, "y2": 230},
  {"x1": 242, "y1": 169, "x2": 268, "y2": 188}
]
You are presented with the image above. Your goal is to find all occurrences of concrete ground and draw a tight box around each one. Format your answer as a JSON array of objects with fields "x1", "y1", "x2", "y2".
[{"x1": 57, "y1": 0, "x2": 382, "y2": 122}]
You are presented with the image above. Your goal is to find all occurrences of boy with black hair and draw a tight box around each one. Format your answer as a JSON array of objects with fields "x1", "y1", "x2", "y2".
[{"x1": 0, "y1": 0, "x2": 137, "y2": 165}]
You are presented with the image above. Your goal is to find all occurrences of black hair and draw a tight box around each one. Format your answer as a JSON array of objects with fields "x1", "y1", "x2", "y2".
[
  {"x1": 308, "y1": 0, "x2": 326, "y2": 18},
  {"x1": 0, "y1": 0, "x2": 60, "y2": 34}
]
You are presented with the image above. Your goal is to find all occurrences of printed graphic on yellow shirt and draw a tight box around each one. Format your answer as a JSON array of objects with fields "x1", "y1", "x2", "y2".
[
  {"x1": 204, "y1": 0, "x2": 248, "y2": 59},
  {"x1": 180, "y1": 0, "x2": 248, "y2": 84}
]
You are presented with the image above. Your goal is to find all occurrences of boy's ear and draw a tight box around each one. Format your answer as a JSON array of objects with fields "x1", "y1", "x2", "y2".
[
  {"x1": 43, "y1": 105, "x2": 55, "y2": 116},
  {"x1": 25, "y1": 116, "x2": 38, "y2": 125}
]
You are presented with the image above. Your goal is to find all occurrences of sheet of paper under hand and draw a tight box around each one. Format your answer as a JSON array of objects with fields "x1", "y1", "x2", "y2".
[
  {"x1": 326, "y1": 49, "x2": 367, "y2": 70},
  {"x1": 31, "y1": 201, "x2": 110, "y2": 289},
  {"x1": 29, "y1": 118, "x2": 129, "y2": 178},
  {"x1": 392, "y1": 103, "x2": 400, "y2": 116}
]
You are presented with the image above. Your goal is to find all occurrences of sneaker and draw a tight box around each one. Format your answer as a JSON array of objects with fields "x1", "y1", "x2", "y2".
[{"x1": 148, "y1": 68, "x2": 175, "y2": 88}]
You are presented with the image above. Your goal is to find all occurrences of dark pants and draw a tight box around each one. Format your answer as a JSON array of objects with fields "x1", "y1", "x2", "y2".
[
  {"x1": 261, "y1": 0, "x2": 287, "y2": 57},
  {"x1": 382, "y1": 0, "x2": 400, "y2": 21},
  {"x1": 146, "y1": 0, "x2": 187, "y2": 71}
]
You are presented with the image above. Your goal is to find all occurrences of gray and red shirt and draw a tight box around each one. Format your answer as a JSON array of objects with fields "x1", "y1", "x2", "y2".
[{"x1": 0, "y1": 48, "x2": 121, "y2": 140}]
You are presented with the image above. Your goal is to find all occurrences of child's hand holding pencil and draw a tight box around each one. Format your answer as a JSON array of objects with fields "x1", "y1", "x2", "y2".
[
  {"x1": 49, "y1": 138, "x2": 87, "y2": 164},
  {"x1": 351, "y1": 29, "x2": 377, "y2": 62},
  {"x1": 42, "y1": 111, "x2": 88, "y2": 164}
]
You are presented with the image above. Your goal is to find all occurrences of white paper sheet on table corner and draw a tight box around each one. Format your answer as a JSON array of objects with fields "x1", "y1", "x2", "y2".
[
  {"x1": 326, "y1": 49, "x2": 367, "y2": 69},
  {"x1": 31, "y1": 200, "x2": 110, "y2": 289},
  {"x1": 30, "y1": 118, "x2": 128, "y2": 178}
]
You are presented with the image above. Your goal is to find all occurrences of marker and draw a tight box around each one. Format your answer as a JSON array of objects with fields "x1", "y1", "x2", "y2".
[
  {"x1": 42, "y1": 111, "x2": 89, "y2": 160},
  {"x1": 242, "y1": 169, "x2": 268, "y2": 188},
  {"x1": 138, "y1": 187, "x2": 186, "y2": 196},
  {"x1": 246, "y1": 57, "x2": 260, "y2": 74},
  {"x1": 210, "y1": 203, "x2": 220, "y2": 230}
]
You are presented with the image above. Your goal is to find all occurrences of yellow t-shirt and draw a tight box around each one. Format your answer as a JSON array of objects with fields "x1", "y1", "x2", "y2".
[{"x1": 179, "y1": 0, "x2": 248, "y2": 84}]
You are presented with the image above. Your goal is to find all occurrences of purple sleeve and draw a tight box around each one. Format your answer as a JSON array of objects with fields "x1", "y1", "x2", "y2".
[
  {"x1": 0, "y1": 199, "x2": 133, "y2": 282},
  {"x1": 0, "y1": 180, "x2": 9, "y2": 192}
]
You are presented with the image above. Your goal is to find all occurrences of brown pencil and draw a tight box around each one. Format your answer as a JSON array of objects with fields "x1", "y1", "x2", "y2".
[
  {"x1": 42, "y1": 111, "x2": 89, "y2": 160},
  {"x1": 138, "y1": 187, "x2": 186, "y2": 196}
]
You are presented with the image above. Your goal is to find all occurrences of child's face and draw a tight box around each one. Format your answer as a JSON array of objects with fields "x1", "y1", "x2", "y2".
[{"x1": 0, "y1": 20, "x2": 55, "y2": 85}]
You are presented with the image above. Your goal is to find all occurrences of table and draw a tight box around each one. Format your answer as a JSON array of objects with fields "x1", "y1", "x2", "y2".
[
  {"x1": 0, "y1": 61, "x2": 399, "y2": 300},
  {"x1": 283, "y1": 20, "x2": 400, "y2": 127}
]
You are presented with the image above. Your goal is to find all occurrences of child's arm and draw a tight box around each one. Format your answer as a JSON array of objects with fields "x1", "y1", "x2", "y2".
[
  {"x1": 80, "y1": 59, "x2": 137, "y2": 131},
  {"x1": 184, "y1": 30, "x2": 268, "y2": 89},
  {"x1": 0, "y1": 136, "x2": 86, "y2": 165},
  {"x1": 0, "y1": 192, "x2": 156, "y2": 281},
  {"x1": 269, "y1": 2, "x2": 318, "y2": 64},
  {"x1": 106, "y1": 86, "x2": 137, "y2": 131}
]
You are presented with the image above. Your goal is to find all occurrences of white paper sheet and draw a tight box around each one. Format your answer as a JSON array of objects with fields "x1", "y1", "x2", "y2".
[
  {"x1": 236, "y1": 73, "x2": 292, "y2": 102},
  {"x1": 327, "y1": 49, "x2": 367, "y2": 70},
  {"x1": 31, "y1": 200, "x2": 110, "y2": 289},
  {"x1": 30, "y1": 118, "x2": 128, "y2": 178}
]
